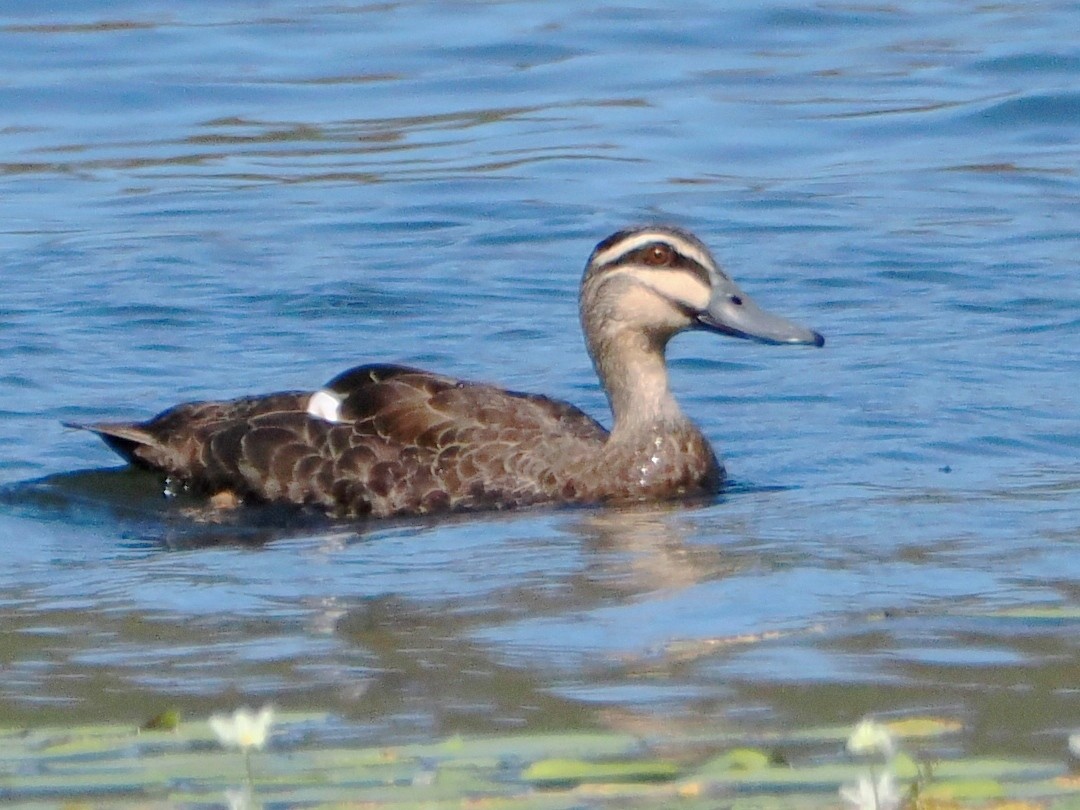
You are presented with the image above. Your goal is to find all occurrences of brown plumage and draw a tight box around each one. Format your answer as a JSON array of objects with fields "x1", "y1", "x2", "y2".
[{"x1": 69, "y1": 226, "x2": 823, "y2": 518}]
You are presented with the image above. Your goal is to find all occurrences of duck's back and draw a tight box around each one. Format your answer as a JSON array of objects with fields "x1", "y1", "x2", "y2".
[{"x1": 75, "y1": 364, "x2": 611, "y2": 517}]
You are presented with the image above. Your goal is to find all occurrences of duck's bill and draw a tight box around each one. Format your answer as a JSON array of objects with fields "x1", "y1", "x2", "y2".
[{"x1": 697, "y1": 282, "x2": 825, "y2": 347}]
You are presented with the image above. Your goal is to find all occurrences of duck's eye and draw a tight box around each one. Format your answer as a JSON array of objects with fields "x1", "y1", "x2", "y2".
[
  {"x1": 643, "y1": 244, "x2": 674, "y2": 266},
  {"x1": 729, "y1": 294, "x2": 743, "y2": 306}
]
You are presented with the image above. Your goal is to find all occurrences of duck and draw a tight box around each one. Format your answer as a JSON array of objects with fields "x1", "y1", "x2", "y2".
[{"x1": 68, "y1": 226, "x2": 823, "y2": 518}]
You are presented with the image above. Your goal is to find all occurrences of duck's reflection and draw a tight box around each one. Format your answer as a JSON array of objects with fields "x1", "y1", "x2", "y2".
[
  {"x1": 571, "y1": 502, "x2": 739, "y2": 594},
  {"x1": 327, "y1": 502, "x2": 749, "y2": 732}
]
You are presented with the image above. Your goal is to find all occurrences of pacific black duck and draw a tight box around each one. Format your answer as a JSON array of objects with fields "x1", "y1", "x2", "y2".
[{"x1": 70, "y1": 226, "x2": 823, "y2": 518}]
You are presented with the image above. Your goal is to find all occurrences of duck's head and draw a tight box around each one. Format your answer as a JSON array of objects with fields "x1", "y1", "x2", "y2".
[{"x1": 580, "y1": 225, "x2": 824, "y2": 354}]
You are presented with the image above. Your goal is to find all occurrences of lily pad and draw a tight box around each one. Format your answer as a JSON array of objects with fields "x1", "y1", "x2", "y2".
[{"x1": 523, "y1": 757, "x2": 680, "y2": 786}]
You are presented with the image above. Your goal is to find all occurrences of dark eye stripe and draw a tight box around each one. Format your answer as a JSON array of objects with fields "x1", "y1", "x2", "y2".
[{"x1": 602, "y1": 243, "x2": 712, "y2": 287}]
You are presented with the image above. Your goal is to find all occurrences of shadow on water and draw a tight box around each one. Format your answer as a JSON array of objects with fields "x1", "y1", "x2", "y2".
[
  {"x1": 0, "y1": 467, "x2": 337, "y2": 550},
  {"x1": 0, "y1": 465, "x2": 784, "y2": 554}
]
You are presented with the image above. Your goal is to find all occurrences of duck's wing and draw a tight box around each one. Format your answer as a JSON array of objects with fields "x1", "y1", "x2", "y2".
[
  {"x1": 245, "y1": 363, "x2": 606, "y2": 514},
  {"x1": 325, "y1": 364, "x2": 608, "y2": 444}
]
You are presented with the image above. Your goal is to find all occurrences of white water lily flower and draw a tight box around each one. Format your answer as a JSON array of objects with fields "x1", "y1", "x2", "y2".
[
  {"x1": 840, "y1": 770, "x2": 901, "y2": 810},
  {"x1": 847, "y1": 718, "x2": 896, "y2": 758},
  {"x1": 224, "y1": 787, "x2": 255, "y2": 810},
  {"x1": 1070, "y1": 732, "x2": 1080, "y2": 758},
  {"x1": 209, "y1": 705, "x2": 275, "y2": 751}
]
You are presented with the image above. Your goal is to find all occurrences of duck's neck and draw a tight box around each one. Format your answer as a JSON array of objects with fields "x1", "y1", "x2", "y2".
[{"x1": 588, "y1": 327, "x2": 689, "y2": 438}]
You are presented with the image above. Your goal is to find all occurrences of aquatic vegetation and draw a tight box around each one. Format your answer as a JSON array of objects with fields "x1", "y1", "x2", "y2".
[
  {"x1": 847, "y1": 718, "x2": 898, "y2": 758},
  {"x1": 224, "y1": 786, "x2": 256, "y2": 810},
  {"x1": 209, "y1": 705, "x2": 275, "y2": 752},
  {"x1": 209, "y1": 705, "x2": 274, "y2": 807},
  {"x1": 842, "y1": 718, "x2": 903, "y2": 810},
  {"x1": 841, "y1": 770, "x2": 902, "y2": 810},
  {"x1": 0, "y1": 711, "x2": 1076, "y2": 808}
]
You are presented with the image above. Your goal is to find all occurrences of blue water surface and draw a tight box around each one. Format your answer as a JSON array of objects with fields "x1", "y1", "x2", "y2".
[{"x1": 1, "y1": 1, "x2": 1078, "y2": 757}]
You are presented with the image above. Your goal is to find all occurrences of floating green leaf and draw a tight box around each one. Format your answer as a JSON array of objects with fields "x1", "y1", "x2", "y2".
[
  {"x1": 523, "y1": 757, "x2": 680, "y2": 786},
  {"x1": 922, "y1": 778, "x2": 1006, "y2": 800},
  {"x1": 976, "y1": 605, "x2": 1080, "y2": 620},
  {"x1": 140, "y1": 709, "x2": 181, "y2": 732},
  {"x1": 884, "y1": 716, "x2": 963, "y2": 739}
]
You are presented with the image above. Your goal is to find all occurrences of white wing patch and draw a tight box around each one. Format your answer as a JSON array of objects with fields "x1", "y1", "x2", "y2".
[{"x1": 306, "y1": 389, "x2": 344, "y2": 423}]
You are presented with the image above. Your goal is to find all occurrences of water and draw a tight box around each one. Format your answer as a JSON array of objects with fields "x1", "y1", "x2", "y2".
[{"x1": 1, "y1": 1, "x2": 1078, "y2": 759}]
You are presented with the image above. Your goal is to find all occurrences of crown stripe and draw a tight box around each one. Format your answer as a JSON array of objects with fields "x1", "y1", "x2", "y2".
[{"x1": 591, "y1": 230, "x2": 716, "y2": 274}]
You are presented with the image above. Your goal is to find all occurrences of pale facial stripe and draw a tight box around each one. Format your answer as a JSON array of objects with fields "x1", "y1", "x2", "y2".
[
  {"x1": 599, "y1": 265, "x2": 712, "y2": 312},
  {"x1": 591, "y1": 230, "x2": 717, "y2": 275}
]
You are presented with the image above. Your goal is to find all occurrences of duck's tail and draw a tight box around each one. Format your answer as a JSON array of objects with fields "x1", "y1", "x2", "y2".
[{"x1": 64, "y1": 421, "x2": 166, "y2": 469}]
